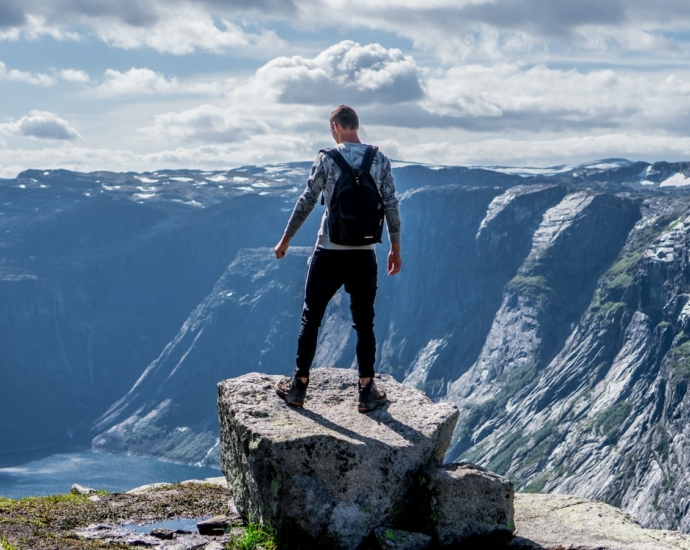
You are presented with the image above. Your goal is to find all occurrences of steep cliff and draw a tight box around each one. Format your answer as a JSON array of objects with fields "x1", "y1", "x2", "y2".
[
  {"x1": 4, "y1": 159, "x2": 690, "y2": 532},
  {"x1": 451, "y1": 194, "x2": 690, "y2": 532}
]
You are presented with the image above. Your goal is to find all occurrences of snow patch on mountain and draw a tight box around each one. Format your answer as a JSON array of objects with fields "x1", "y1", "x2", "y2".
[{"x1": 660, "y1": 173, "x2": 690, "y2": 187}]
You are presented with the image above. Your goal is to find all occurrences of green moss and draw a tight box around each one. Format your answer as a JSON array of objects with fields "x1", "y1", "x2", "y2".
[
  {"x1": 37, "y1": 494, "x2": 89, "y2": 505},
  {"x1": 589, "y1": 220, "x2": 671, "y2": 314},
  {"x1": 462, "y1": 364, "x2": 538, "y2": 436},
  {"x1": 608, "y1": 273, "x2": 634, "y2": 290},
  {"x1": 521, "y1": 422, "x2": 558, "y2": 467},
  {"x1": 487, "y1": 432, "x2": 523, "y2": 475},
  {"x1": 655, "y1": 424, "x2": 671, "y2": 460},
  {"x1": 487, "y1": 421, "x2": 560, "y2": 477},
  {"x1": 667, "y1": 338, "x2": 690, "y2": 381},
  {"x1": 229, "y1": 523, "x2": 277, "y2": 550},
  {"x1": 458, "y1": 364, "x2": 542, "y2": 465},
  {"x1": 496, "y1": 364, "x2": 538, "y2": 404},
  {"x1": 385, "y1": 528, "x2": 405, "y2": 542},
  {"x1": 604, "y1": 495, "x2": 623, "y2": 509},
  {"x1": 595, "y1": 301, "x2": 628, "y2": 324},
  {"x1": 593, "y1": 401, "x2": 633, "y2": 444},
  {"x1": 507, "y1": 275, "x2": 552, "y2": 307},
  {"x1": 607, "y1": 251, "x2": 641, "y2": 277},
  {"x1": 1, "y1": 533, "x2": 19, "y2": 550},
  {"x1": 661, "y1": 470, "x2": 677, "y2": 491},
  {"x1": 523, "y1": 473, "x2": 550, "y2": 493},
  {"x1": 461, "y1": 441, "x2": 488, "y2": 465},
  {"x1": 463, "y1": 399, "x2": 498, "y2": 433}
]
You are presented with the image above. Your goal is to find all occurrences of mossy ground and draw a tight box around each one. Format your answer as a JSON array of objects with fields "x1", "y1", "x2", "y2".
[
  {"x1": 0, "y1": 483, "x2": 230, "y2": 549},
  {"x1": 228, "y1": 524, "x2": 277, "y2": 550}
]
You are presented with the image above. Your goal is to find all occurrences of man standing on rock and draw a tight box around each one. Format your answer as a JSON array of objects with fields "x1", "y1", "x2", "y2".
[{"x1": 274, "y1": 105, "x2": 402, "y2": 412}]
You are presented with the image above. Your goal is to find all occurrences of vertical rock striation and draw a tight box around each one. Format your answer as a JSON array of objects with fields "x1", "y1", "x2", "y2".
[{"x1": 450, "y1": 196, "x2": 690, "y2": 532}]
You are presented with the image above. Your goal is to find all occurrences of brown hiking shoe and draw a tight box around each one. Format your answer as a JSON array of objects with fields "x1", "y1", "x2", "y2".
[
  {"x1": 358, "y1": 379, "x2": 387, "y2": 413},
  {"x1": 275, "y1": 375, "x2": 308, "y2": 407}
]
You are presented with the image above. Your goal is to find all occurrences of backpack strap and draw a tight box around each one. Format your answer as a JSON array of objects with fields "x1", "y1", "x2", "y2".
[
  {"x1": 361, "y1": 145, "x2": 378, "y2": 175},
  {"x1": 320, "y1": 148, "x2": 351, "y2": 205},
  {"x1": 320, "y1": 148, "x2": 352, "y2": 175}
]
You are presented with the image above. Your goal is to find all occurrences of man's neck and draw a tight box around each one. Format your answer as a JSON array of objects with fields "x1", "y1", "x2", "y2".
[{"x1": 335, "y1": 131, "x2": 361, "y2": 144}]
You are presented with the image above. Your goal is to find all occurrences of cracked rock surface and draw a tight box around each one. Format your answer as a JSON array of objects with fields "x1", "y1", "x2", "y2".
[
  {"x1": 218, "y1": 367, "x2": 459, "y2": 550},
  {"x1": 515, "y1": 493, "x2": 690, "y2": 549}
]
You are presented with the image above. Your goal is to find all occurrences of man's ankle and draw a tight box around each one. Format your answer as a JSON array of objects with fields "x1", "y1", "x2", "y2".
[
  {"x1": 359, "y1": 377, "x2": 372, "y2": 387},
  {"x1": 299, "y1": 376, "x2": 308, "y2": 384}
]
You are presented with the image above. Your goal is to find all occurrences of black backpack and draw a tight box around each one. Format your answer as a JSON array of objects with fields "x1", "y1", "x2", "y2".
[{"x1": 320, "y1": 145, "x2": 384, "y2": 246}]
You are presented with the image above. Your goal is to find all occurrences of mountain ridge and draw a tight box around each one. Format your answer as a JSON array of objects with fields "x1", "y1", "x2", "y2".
[{"x1": 3, "y1": 158, "x2": 690, "y2": 531}]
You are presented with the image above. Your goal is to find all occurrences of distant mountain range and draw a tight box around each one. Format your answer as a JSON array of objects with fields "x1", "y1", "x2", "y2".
[{"x1": 2, "y1": 158, "x2": 690, "y2": 531}]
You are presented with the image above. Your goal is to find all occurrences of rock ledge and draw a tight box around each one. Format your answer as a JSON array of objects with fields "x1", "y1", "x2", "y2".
[{"x1": 218, "y1": 367, "x2": 513, "y2": 549}]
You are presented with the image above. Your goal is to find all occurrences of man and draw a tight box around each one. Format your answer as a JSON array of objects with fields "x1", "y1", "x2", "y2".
[{"x1": 274, "y1": 104, "x2": 402, "y2": 413}]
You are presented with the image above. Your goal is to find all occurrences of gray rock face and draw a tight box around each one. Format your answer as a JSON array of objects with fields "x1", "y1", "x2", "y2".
[
  {"x1": 515, "y1": 493, "x2": 690, "y2": 550},
  {"x1": 217, "y1": 367, "x2": 459, "y2": 550},
  {"x1": 421, "y1": 463, "x2": 514, "y2": 545},
  {"x1": 449, "y1": 196, "x2": 690, "y2": 533},
  {"x1": 92, "y1": 246, "x2": 315, "y2": 466}
]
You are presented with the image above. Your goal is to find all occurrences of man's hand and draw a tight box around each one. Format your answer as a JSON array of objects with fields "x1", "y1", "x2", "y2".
[
  {"x1": 387, "y1": 244, "x2": 402, "y2": 276},
  {"x1": 274, "y1": 234, "x2": 291, "y2": 259}
]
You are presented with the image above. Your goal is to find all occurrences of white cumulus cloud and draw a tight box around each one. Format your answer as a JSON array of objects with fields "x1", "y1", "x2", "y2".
[
  {"x1": 0, "y1": 61, "x2": 54, "y2": 86},
  {"x1": 97, "y1": 68, "x2": 179, "y2": 96},
  {"x1": 0, "y1": 14, "x2": 80, "y2": 42},
  {"x1": 59, "y1": 68, "x2": 91, "y2": 83},
  {"x1": 0, "y1": 110, "x2": 81, "y2": 140},
  {"x1": 254, "y1": 41, "x2": 424, "y2": 105},
  {"x1": 92, "y1": 67, "x2": 234, "y2": 97},
  {"x1": 90, "y1": 5, "x2": 283, "y2": 55}
]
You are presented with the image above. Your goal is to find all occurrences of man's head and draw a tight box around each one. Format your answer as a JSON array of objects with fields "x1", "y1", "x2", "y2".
[
  {"x1": 329, "y1": 105, "x2": 361, "y2": 144},
  {"x1": 329, "y1": 105, "x2": 359, "y2": 131}
]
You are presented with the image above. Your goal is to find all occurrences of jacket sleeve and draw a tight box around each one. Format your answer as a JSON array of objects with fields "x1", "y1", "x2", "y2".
[
  {"x1": 283, "y1": 153, "x2": 328, "y2": 238},
  {"x1": 379, "y1": 156, "x2": 401, "y2": 243}
]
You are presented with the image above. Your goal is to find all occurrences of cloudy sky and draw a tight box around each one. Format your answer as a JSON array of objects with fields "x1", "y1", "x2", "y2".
[{"x1": 1, "y1": 0, "x2": 690, "y2": 176}]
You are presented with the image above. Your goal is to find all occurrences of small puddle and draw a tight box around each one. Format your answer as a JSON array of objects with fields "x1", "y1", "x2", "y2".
[{"x1": 126, "y1": 516, "x2": 211, "y2": 534}]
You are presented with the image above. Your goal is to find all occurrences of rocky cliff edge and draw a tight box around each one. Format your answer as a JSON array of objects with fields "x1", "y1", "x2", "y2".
[{"x1": 217, "y1": 367, "x2": 514, "y2": 549}]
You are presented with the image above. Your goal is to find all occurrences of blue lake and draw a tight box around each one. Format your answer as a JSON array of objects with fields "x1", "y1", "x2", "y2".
[{"x1": 0, "y1": 449, "x2": 221, "y2": 500}]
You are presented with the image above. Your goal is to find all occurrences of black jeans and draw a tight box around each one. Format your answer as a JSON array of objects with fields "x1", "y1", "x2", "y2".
[{"x1": 295, "y1": 247, "x2": 377, "y2": 379}]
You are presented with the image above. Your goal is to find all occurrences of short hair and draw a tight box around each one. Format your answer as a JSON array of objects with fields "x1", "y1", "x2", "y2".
[{"x1": 330, "y1": 105, "x2": 359, "y2": 131}]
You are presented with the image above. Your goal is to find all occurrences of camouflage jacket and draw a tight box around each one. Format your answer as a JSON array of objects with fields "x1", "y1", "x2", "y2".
[{"x1": 284, "y1": 142, "x2": 401, "y2": 250}]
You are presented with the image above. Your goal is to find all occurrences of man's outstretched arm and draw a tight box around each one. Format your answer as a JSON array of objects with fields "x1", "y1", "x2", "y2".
[{"x1": 274, "y1": 154, "x2": 327, "y2": 259}]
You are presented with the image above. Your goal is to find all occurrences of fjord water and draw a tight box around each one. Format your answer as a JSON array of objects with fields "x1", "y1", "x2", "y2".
[{"x1": 0, "y1": 449, "x2": 220, "y2": 499}]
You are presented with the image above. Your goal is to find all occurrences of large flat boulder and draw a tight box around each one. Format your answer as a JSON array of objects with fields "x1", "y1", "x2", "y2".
[{"x1": 217, "y1": 367, "x2": 459, "y2": 550}]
